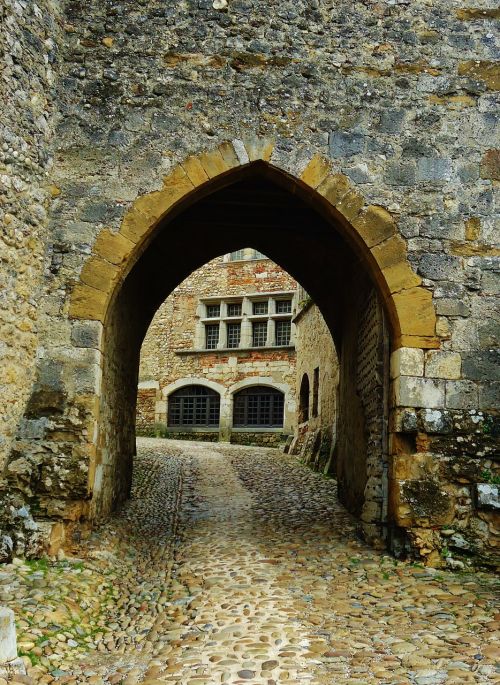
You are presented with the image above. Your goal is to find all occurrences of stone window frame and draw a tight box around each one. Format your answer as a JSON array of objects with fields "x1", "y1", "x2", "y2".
[
  {"x1": 194, "y1": 291, "x2": 297, "y2": 352},
  {"x1": 233, "y1": 386, "x2": 285, "y2": 428},
  {"x1": 167, "y1": 384, "x2": 221, "y2": 428}
]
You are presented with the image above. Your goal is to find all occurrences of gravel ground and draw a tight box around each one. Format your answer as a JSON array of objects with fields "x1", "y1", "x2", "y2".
[{"x1": 2, "y1": 438, "x2": 499, "y2": 685}]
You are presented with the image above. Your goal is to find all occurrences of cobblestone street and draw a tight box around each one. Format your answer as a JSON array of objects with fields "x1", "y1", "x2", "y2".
[{"x1": 3, "y1": 438, "x2": 499, "y2": 685}]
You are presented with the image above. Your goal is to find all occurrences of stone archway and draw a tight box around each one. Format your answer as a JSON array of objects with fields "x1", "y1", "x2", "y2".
[
  {"x1": 5, "y1": 139, "x2": 440, "y2": 559},
  {"x1": 70, "y1": 141, "x2": 436, "y2": 349}
]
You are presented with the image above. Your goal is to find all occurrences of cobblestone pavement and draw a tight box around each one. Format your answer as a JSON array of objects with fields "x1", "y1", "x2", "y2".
[{"x1": 2, "y1": 438, "x2": 499, "y2": 685}]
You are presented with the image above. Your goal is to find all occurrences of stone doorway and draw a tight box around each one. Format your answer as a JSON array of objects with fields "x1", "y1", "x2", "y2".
[{"x1": 4, "y1": 144, "x2": 440, "y2": 560}]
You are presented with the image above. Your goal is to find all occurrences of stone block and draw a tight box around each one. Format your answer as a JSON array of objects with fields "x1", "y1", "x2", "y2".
[
  {"x1": 476, "y1": 484, "x2": 499, "y2": 510},
  {"x1": 218, "y1": 142, "x2": 241, "y2": 168},
  {"x1": 382, "y1": 261, "x2": 422, "y2": 294},
  {"x1": 69, "y1": 283, "x2": 108, "y2": 322},
  {"x1": 80, "y1": 256, "x2": 119, "y2": 293},
  {"x1": 73, "y1": 363, "x2": 102, "y2": 395},
  {"x1": 418, "y1": 408, "x2": 453, "y2": 433},
  {"x1": 93, "y1": 229, "x2": 135, "y2": 266},
  {"x1": 0, "y1": 607, "x2": 17, "y2": 663},
  {"x1": 462, "y1": 350, "x2": 500, "y2": 381},
  {"x1": 391, "y1": 347, "x2": 424, "y2": 378},
  {"x1": 416, "y1": 157, "x2": 452, "y2": 182},
  {"x1": 317, "y1": 173, "x2": 351, "y2": 207},
  {"x1": 334, "y1": 188, "x2": 364, "y2": 222},
  {"x1": 243, "y1": 136, "x2": 274, "y2": 162},
  {"x1": 480, "y1": 149, "x2": 500, "y2": 181},
  {"x1": 435, "y1": 298, "x2": 469, "y2": 317},
  {"x1": 479, "y1": 382, "x2": 500, "y2": 411},
  {"x1": 182, "y1": 155, "x2": 210, "y2": 186},
  {"x1": 71, "y1": 320, "x2": 103, "y2": 350},
  {"x1": 394, "y1": 376, "x2": 445, "y2": 408},
  {"x1": 351, "y1": 205, "x2": 397, "y2": 248},
  {"x1": 425, "y1": 351, "x2": 461, "y2": 379},
  {"x1": 392, "y1": 453, "x2": 439, "y2": 481},
  {"x1": 371, "y1": 234, "x2": 407, "y2": 270},
  {"x1": 329, "y1": 131, "x2": 365, "y2": 158},
  {"x1": 385, "y1": 162, "x2": 416, "y2": 186},
  {"x1": 300, "y1": 154, "x2": 331, "y2": 189},
  {"x1": 393, "y1": 287, "x2": 436, "y2": 337},
  {"x1": 198, "y1": 149, "x2": 230, "y2": 178},
  {"x1": 390, "y1": 407, "x2": 417, "y2": 432},
  {"x1": 376, "y1": 109, "x2": 406, "y2": 134},
  {"x1": 445, "y1": 380, "x2": 478, "y2": 409},
  {"x1": 418, "y1": 253, "x2": 462, "y2": 280}
]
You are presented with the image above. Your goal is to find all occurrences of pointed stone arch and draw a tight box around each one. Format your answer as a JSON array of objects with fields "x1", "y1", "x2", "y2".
[{"x1": 69, "y1": 139, "x2": 438, "y2": 351}]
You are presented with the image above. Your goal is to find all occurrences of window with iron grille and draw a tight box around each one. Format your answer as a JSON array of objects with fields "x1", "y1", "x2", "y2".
[
  {"x1": 227, "y1": 302, "x2": 242, "y2": 317},
  {"x1": 233, "y1": 386, "x2": 284, "y2": 427},
  {"x1": 275, "y1": 319, "x2": 291, "y2": 346},
  {"x1": 252, "y1": 300, "x2": 268, "y2": 315},
  {"x1": 206, "y1": 304, "x2": 220, "y2": 318},
  {"x1": 226, "y1": 323, "x2": 241, "y2": 349},
  {"x1": 276, "y1": 299, "x2": 292, "y2": 314},
  {"x1": 205, "y1": 324, "x2": 219, "y2": 349},
  {"x1": 252, "y1": 321, "x2": 267, "y2": 347},
  {"x1": 229, "y1": 249, "x2": 245, "y2": 261},
  {"x1": 168, "y1": 385, "x2": 220, "y2": 427}
]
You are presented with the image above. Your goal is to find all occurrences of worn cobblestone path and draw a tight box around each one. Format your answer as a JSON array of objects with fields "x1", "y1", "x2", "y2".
[{"x1": 3, "y1": 438, "x2": 499, "y2": 685}]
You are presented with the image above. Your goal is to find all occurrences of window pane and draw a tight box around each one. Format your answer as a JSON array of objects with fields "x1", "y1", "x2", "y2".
[
  {"x1": 230, "y1": 250, "x2": 245, "y2": 261},
  {"x1": 276, "y1": 299, "x2": 292, "y2": 314},
  {"x1": 205, "y1": 324, "x2": 219, "y2": 349},
  {"x1": 206, "y1": 304, "x2": 220, "y2": 318},
  {"x1": 227, "y1": 302, "x2": 242, "y2": 317},
  {"x1": 275, "y1": 320, "x2": 291, "y2": 346},
  {"x1": 252, "y1": 301, "x2": 268, "y2": 315},
  {"x1": 227, "y1": 323, "x2": 241, "y2": 348},
  {"x1": 233, "y1": 386, "x2": 284, "y2": 427},
  {"x1": 168, "y1": 386, "x2": 220, "y2": 427},
  {"x1": 252, "y1": 321, "x2": 267, "y2": 347}
]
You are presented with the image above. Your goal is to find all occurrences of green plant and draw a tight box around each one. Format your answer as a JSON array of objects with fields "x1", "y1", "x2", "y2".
[{"x1": 480, "y1": 469, "x2": 500, "y2": 485}]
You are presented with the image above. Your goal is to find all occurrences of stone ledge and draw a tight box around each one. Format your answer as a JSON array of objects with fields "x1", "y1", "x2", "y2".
[{"x1": 175, "y1": 345, "x2": 296, "y2": 355}]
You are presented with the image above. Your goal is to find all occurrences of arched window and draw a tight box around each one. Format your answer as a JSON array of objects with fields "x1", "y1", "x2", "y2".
[
  {"x1": 299, "y1": 374, "x2": 310, "y2": 423},
  {"x1": 233, "y1": 386, "x2": 284, "y2": 427},
  {"x1": 168, "y1": 385, "x2": 220, "y2": 427}
]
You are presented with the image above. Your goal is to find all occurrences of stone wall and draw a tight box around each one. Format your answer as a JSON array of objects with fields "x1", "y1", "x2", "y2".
[
  {"x1": 291, "y1": 300, "x2": 339, "y2": 473},
  {"x1": 0, "y1": 0, "x2": 498, "y2": 567},
  {"x1": 138, "y1": 254, "x2": 297, "y2": 439},
  {"x1": 0, "y1": 0, "x2": 62, "y2": 469}
]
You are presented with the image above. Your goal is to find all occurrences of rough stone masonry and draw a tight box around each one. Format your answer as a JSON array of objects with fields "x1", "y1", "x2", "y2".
[{"x1": 0, "y1": 0, "x2": 498, "y2": 567}]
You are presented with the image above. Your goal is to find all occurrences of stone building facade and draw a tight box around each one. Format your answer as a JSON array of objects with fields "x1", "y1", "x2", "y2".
[
  {"x1": 291, "y1": 292, "x2": 339, "y2": 473},
  {"x1": 136, "y1": 251, "x2": 298, "y2": 445},
  {"x1": 0, "y1": 0, "x2": 498, "y2": 568}
]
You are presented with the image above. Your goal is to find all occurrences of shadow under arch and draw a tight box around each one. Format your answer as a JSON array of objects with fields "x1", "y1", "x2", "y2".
[{"x1": 69, "y1": 144, "x2": 438, "y2": 545}]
